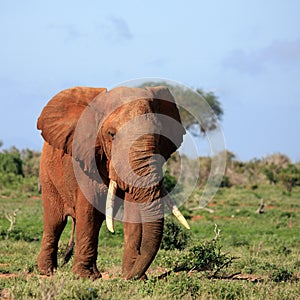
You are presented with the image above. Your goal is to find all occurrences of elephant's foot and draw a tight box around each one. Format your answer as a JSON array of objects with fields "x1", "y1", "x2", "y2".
[
  {"x1": 123, "y1": 272, "x2": 148, "y2": 280},
  {"x1": 37, "y1": 252, "x2": 56, "y2": 276},
  {"x1": 72, "y1": 262, "x2": 102, "y2": 280}
]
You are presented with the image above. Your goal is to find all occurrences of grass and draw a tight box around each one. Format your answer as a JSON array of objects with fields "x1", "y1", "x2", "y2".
[{"x1": 0, "y1": 184, "x2": 299, "y2": 299}]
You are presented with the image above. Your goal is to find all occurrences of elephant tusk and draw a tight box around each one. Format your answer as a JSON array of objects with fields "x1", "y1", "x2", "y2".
[
  {"x1": 165, "y1": 197, "x2": 190, "y2": 230},
  {"x1": 106, "y1": 180, "x2": 118, "y2": 233}
]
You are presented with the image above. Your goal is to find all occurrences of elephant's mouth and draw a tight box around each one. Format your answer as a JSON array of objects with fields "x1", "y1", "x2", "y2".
[{"x1": 105, "y1": 179, "x2": 190, "y2": 233}]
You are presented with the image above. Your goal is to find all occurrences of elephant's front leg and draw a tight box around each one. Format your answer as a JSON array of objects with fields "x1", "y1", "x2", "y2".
[
  {"x1": 72, "y1": 192, "x2": 105, "y2": 279},
  {"x1": 122, "y1": 198, "x2": 144, "y2": 279}
]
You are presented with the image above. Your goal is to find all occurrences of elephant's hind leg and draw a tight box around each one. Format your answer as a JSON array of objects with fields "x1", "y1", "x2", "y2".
[{"x1": 38, "y1": 181, "x2": 67, "y2": 275}]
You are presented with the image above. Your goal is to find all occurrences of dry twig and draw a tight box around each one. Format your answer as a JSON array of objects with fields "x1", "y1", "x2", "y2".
[{"x1": 5, "y1": 209, "x2": 18, "y2": 234}]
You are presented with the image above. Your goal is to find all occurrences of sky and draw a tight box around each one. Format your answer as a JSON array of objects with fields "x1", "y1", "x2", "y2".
[{"x1": 0, "y1": 0, "x2": 299, "y2": 162}]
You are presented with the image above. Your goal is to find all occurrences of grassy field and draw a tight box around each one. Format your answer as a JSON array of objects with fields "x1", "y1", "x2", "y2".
[{"x1": 0, "y1": 184, "x2": 299, "y2": 299}]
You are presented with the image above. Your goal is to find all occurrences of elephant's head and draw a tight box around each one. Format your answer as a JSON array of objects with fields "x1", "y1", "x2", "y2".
[{"x1": 37, "y1": 86, "x2": 188, "y2": 278}]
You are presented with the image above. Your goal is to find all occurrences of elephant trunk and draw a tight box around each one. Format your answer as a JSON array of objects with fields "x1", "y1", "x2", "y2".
[{"x1": 123, "y1": 218, "x2": 164, "y2": 280}]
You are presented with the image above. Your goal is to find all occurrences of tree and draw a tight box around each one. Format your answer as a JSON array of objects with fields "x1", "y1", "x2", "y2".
[
  {"x1": 263, "y1": 166, "x2": 278, "y2": 185},
  {"x1": 138, "y1": 81, "x2": 223, "y2": 136},
  {"x1": 196, "y1": 88, "x2": 223, "y2": 122},
  {"x1": 263, "y1": 154, "x2": 293, "y2": 186},
  {"x1": 263, "y1": 153, "x2": 291, "y2": 168},
  {"x1": 277, "y1": 164, "x2": 300, "y2": 193}
]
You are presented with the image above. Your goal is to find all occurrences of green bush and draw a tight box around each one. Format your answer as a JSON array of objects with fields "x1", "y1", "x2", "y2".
[
  {"x1": 220, "y1": 175, "x2": 231, "y2": 188},
  {"x1": 160, "y1": 225, "x2": 235, "y2": 278},
  {"x1": 263, "y1": 166, "x2": 278, "y2": 185},
  {"x1": 271, "y1": 268, "x2": 295, "y2": 282},
  {"x1": 277, "y1": 164, "x2": 300, "y2": 193},
  {"x1": 160, "y1": 217, "x2": 190, "y2": 251},
  {"x1": 0, "y1": 148, "x2": 23, "y2": 176},
  {"x1": 0, "y1": 147, "x2": 40, "y2": 179},
  {"x1": 0, "y1": 173, "x2": 23, "y2": 189},
  {"x1": 20, "y1": 149, "x2": 40, "y2": 178},
  {"x1": 174, "y1": 239, "x2": 234, "y2": 276},
  {"x1": 163, "y1": 170, "x2": 182, "y2": 194},
  {"x1": 0, "y1": 147, "x2": 40, "y2": 194}
]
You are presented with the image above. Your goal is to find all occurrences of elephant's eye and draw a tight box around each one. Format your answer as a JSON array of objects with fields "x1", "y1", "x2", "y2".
[{"x1": 107, "y1": 130, "x2": 116, "y2": 140}]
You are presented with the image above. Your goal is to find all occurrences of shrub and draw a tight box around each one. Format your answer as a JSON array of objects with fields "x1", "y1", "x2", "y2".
[
  {"x1": 271, "y1": 268, "x2": 294, "y2": 282},
  {"x1": 277, "y1": 164, "x2": 300, "y2": 193},
  {"x1": 163, "y1": 169, "x2": 182, "y2": 194},
  {"x1": 0, "y1": 147, "x2": 23, "y2": 176},
  {"x1": 0, "y1": 173, "x2": 22, "y2": 189},
  {"x1": 163, "y1": 170, "x2": 177, "y2": 192},
  {"x1": 21, "y1": 149, "x2": 41, "y2": 177},
  {"x1": 0, "y1": 147, "x2": 40, "y2": 194},
  {"x1": 220, "y1": 175, "x2": 231, "y2": 188},
  {"x1": 160, "y1": 225, "x2": 235, "y2": 278},
  {"x1": 174, "y1": 239, "x2": 235, "y2": 277},
  {"x1": 160, "y1": 217, "x2": 190, "y2": 250},
  {"x1": 263, "y1": 167, "x2": 278, "y2": 185}
]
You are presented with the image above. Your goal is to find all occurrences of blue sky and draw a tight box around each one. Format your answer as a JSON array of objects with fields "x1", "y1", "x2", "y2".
[{"x1": 1, "y1": 0, "x2": 299, "y2": 161}]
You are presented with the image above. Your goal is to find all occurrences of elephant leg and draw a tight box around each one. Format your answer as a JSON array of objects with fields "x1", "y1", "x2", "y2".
[
  {"x1": 72, "y1": 191, "x2": 105, "y2": 279},
  {"x1": 122, "y1": 222, "x2": 143, "y2": 278},
  {"x1": 38, "y1": 183, "x2": 67, "y2": 275}
]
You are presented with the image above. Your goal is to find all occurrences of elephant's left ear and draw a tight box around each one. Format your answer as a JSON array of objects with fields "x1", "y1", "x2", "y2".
[{"x1": 146, "y1": 86, "x2": 186, "y2": 160}]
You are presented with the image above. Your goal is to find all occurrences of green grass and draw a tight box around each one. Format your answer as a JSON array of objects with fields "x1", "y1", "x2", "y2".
[{"x1": 0, "y1": 185, "x2": 300, "y2": 299}]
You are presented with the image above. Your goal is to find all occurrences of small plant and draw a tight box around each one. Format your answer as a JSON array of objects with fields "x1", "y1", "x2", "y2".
[
  {"x1": 160, "y1": 225, "x2": 236, "y2": 278},
  {"x1": 276, "y1": 244, "x2": 292, "y2": 255},
  {"x1": 271, "y1": 268, "x2": 294, "y2": 282},
  {"x1": 160, "y1": 217, "x2": 190, "y2": 251}
]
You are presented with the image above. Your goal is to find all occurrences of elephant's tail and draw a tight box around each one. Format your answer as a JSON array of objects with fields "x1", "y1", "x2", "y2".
[{"x1": 61, "y1": 218, "x2": 75, "y2": 267}]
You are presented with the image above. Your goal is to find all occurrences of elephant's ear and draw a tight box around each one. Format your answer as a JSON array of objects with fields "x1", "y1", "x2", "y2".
[
  {"x1": 146, "y1": 86, "x2": 186, "y2": 160},
  {"x1": 37, "y1": 87, "x2": 106, "y2": 154}
]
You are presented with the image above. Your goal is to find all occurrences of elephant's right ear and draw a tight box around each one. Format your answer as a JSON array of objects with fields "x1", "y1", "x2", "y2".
[{"x1": 37, "y1": 87, "x2": 106, "y2": 154}]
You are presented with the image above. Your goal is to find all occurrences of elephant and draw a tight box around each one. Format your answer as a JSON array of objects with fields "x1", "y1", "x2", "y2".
[{"x1": 37, "y1": 85, "x2": 189, "y2": 280}]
